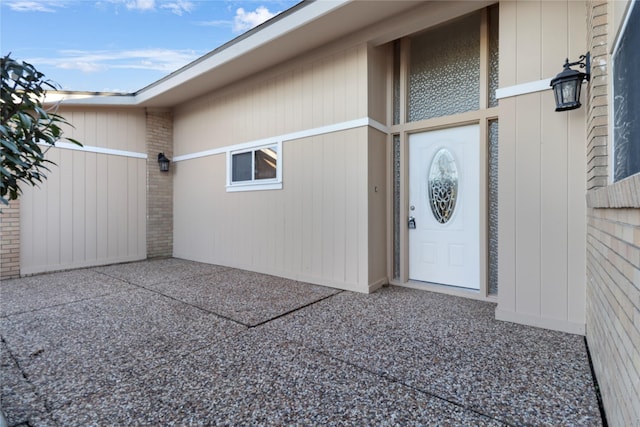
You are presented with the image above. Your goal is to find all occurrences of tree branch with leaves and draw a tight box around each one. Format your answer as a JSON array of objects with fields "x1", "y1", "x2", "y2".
[{"x1": 1, "y1": 54, "x2": 81, "y2": 206}]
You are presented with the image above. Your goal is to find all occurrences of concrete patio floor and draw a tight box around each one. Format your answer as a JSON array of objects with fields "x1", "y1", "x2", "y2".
[{"x1": 1, "y1": 258, "x2": 603, "y2": 426}]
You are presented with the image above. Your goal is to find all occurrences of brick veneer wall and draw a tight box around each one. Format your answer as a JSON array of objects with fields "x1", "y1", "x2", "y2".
[
  {"x1": 586, "y1": 1, "x2": 609, "y2": 191},
  {"x1": 146, "y1": 109, "x2": 174, "y2": 258},
  {"x1": 585, "y1": 1, "x2": 640, "y2": 426},
  {"x1": 0, "y1": 199, "x2": 20, "y2": 279}
]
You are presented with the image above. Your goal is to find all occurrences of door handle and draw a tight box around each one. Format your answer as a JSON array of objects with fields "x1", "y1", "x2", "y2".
[{"x1": 408, "y1": 216, "x2": 416, "y2": 229}]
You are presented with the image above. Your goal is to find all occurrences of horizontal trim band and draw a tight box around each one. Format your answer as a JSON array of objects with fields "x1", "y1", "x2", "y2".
[
  {"x1": 174, "y1": 117, "x2": 389, "y2": 162},
  {"x1": 49, "y1": 141, "x2": 147, "y2": 159},
  {"x1": 496, "y1": 78, "x2": 551, "y2": 99},
  {"x1": 496, "y1": 77, "x2": 588, "y2": 100}
]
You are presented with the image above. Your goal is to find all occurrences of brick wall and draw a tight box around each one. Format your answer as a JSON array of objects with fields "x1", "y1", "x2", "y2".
[
  {"x1": 586, "y1": 0, "x2": 609, "y2": 190},
  {"x1": 585, "y1": 1, "x2": 640, "y2": 426},
  {"x1": 586, "y1": 203, "x2": 640, "y2": 426},
  {"x1": 0, "y1": 199, "x2": 20, "y2": 279},
  {"x1": 146, "y1": 109, "x2": 174, "y2": 258}
]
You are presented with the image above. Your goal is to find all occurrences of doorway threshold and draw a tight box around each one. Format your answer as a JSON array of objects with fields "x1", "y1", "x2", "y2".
[{"x1": 392, "y1": 279, "x2": 497, "y2": 303}]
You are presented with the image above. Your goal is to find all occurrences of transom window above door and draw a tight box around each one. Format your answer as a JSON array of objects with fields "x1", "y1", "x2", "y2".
[
  {"x1": 392, "y1": 6, "x2": 499, "y2": 125},
  {"x1": 408, "y1": 13, "x2": 480, "y2": 121}
]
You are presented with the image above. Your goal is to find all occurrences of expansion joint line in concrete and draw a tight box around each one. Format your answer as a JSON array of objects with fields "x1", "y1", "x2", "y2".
[
  {"x1": 0, "y1": 336, "x2": 57, "y2": 421},
  {"x1": 248, "y1": 290, "x2": 346, "y2": 329},
  {"x1": 308, "y1": 344, "x2": 519, "y2": 427},
  {"x1": 96, "y1": 267, "x2": 345, "y2": 329}
]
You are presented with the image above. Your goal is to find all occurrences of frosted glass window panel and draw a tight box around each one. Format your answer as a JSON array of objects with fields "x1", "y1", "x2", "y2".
[
  {"x1": 408, "y1": 13, "x2": 480, "y2": 122},
  {"x1": 613, "y1": 1, "x2": 640, "y2": 182},
  {"x1": 488, "y1": 120, "x2": 499, "y2": 295},
  {"x1": 393, "y1": 134, "x2": 401, "y2": 279},
  {"x1": 488, "y1": 6, "x2": 499, "y2": 108},
  {"x1": 393, "y1": 41, "x2": 401, "y2": 125}
]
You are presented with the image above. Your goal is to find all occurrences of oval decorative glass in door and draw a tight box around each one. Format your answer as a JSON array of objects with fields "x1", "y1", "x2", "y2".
[{"x1": 428, "y1": 148, "x2": 458, "y2": 224}]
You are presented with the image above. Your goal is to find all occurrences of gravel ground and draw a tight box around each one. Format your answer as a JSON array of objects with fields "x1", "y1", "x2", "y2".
[{"x1": 1, "y1": 258, "x2": 603, "y2": 426}]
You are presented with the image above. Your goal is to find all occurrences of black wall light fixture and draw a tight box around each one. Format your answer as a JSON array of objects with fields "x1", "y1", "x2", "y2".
[
  {"x1": 550, "y1": 52, "x2": 591, "y2": 111},
  {"x1": 158, "y1": 153, "x2": 170, "y2": 172}
]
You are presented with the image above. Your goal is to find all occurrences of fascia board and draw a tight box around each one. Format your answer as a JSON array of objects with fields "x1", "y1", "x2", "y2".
[{"x1": 44, "y1": 92, "x2": 137, "y2": 106}]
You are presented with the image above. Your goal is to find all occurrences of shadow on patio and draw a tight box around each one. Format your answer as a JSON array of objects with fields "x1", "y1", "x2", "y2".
[{"x1": 1, "y1": 258, "x2": 603, "y2": 426}]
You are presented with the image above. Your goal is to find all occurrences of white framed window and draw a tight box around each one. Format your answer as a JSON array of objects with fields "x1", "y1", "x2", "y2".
[
  {"x1": 226, "y1": 141, "x2": 282, "y2": 192},
  {"x1": 611, "y1": 0, "x2": 640, "y2": 182}
]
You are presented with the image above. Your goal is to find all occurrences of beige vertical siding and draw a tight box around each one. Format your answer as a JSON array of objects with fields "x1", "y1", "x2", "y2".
[
  {"x1": 173, "y1": 44, "x2": 381, "y2": 292},
  {"x1": 368, "y1": 44, "x2": 388, "y2": 125},
  {"x1": 496, "y1": 0, "x2": 587, "y2": 334},
  {"x1": 174, "y1": 45, "x2": 368, "y2": 156},
  {"x1": 20, "y1": 108, "x2": 147, "y2": 275},
  {"x1": 367, "y1": 128, "x2": 388, "y2": 289},
  {"x1": 62, "y1": 108, "x2": 146, "y2": 153},
  {"x1": 173, "y1": 128, "x2": 372, "y2": 292}
]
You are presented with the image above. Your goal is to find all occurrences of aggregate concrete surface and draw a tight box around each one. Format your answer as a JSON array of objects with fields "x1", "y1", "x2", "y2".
[{"x1": 0, "y1": 258, "x2": 603, "y2": 426}]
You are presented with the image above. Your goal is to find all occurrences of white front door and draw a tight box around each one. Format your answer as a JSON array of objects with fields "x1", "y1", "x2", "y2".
[{"x1": 409, "y1": 125, "x2": 480, "y2": 289}]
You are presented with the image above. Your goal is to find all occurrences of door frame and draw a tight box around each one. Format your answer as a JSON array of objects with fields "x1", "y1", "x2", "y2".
[
  {"x1": 388, "y1": 118, "x2": 494, "y2": 301},
  {"x1": 385, "y1": 6, "x2": 499, "y2": 300}
]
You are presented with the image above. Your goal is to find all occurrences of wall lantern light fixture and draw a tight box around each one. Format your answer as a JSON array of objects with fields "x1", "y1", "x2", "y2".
[
  {"x1": 550, "y1": 52, "x2": 591, "y2": 111},
  {"x1": 158, "y1": 153, "x2": 170, "y2": 172}
]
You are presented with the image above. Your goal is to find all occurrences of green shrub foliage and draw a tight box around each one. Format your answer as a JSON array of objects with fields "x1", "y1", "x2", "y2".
[{"x1": 1, "y1": 54, "x2": 80, "y2": 205}]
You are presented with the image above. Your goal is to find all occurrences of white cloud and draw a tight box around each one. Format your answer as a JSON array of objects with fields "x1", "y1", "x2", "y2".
[
  {"x1": 160, "y1": 0, "x2": 193, "y2": 15},
  {"x1": 57, "y1": 61, "x2": 108, "y2": 73},
  {"x1": 29, "y1": 48, "x2": 200, "y2": 75},
  {"x1": 105, "y1": 0, "x2": 193, "y2": 14},
  {"x1": 6, "y1": 1, "x2": 61, "y2": 12},
  {"x1": 196, "y1": 19, "x2": 232, "y2": 28},
  {"x1": 114, "y1": 48, "x2": 200, "y2": 71},
  {"x1": 233, "y1": 6, "x2": 277, "y2": 33},
  {"x1": 125, "y1": 0, "x2": 155, "y2": 11}
]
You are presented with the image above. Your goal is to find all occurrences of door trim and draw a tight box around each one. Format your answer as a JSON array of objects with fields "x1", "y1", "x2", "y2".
[{"x1": 389, "y1": 120, "x2": 491, "y2": 299}]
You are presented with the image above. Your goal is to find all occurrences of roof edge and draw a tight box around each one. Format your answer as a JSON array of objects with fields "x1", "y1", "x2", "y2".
[
  {"x1": 133, "y1": 0, "x2": 349, "y2": 105},
  {"x1": 44, "y1": 91, "x2": 137, "y2": 106},
  {"x1": 45, "y1": 0, "x2": 351, "y2": 108}
]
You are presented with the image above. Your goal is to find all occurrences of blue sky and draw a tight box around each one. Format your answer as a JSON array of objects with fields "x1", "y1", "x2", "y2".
[{"x1": 1, "y1": 0, "x2": 301, "y2": 93}]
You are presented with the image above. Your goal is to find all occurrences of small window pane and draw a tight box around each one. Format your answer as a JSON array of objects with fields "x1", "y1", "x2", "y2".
[
  {"x1": 255, "y1": 147, "x2": 277, "y2": 180},
  {"x1": 232, "y1": 152, "x2": 252, "y2": 182}
]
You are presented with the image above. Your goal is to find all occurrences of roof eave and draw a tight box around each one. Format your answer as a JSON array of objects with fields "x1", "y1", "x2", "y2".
[{"x1": 47, "y1": 0, "x2": 430, "y2": 108}]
